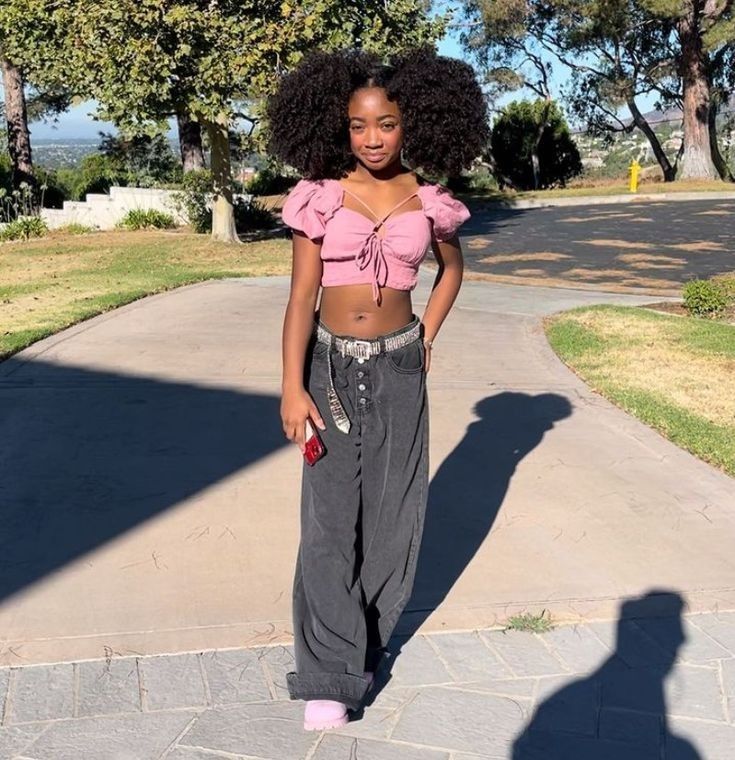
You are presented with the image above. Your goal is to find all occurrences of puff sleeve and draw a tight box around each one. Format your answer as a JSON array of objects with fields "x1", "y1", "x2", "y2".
[
  {"x1": 417, "y1": 184, "x2": 471, "y2": 242},
  {"x1": 281, "y1": 178, "x2": 342, "y2": 241}
]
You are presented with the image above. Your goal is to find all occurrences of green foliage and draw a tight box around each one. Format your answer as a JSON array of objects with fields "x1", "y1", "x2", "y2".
[
  {"x1": 682, "y1": 279, "x2": 729, "y2": 317},
  {"x1": 491, "y1": 99, "x2": 582, "y2": 189},
  {"x1": 58, "y1": 222, "x2": 96, "y2": 235},
  {"x1": 173, "y1": 170, "x2": 214, "y2": 233},
  {"x1": 117, "y1": 209, "x2": 176, "y2": 230},
  {"x1": 244, "y1": 166, "x2": 298, "y2": 196},
  {"x1": 0, "y1": 182, "x2": 39, "y2": 222},
  {"x1": 56, "y1": 154, "x2": 128, "y2": 201},
  {"x1": 234, "y1": 198, "x2": 276, "y2": 233},
  {"x1": 0, "y1": 215, "x2": 49, "y2": 241},
  {"x1": 712, "y1": 274, "x2": 735, "y2": 300},
  {"x1": 98, "y1": 132, "x2": 182, "y2": 187},
  {"x1": 505, "y1": 610, "x2": 554, "y2": 633}
]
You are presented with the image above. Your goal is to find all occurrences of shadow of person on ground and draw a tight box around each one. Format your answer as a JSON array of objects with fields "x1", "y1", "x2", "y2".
[
  {"x1": 0, "y1": 358, "x2": 285, "y2": 603},
  {"x1": 513, "y1": 591, "x2": 701, "y2": 760},
  {"x1": 365, "y1": 392, "x2": 572, "y2": 703}
]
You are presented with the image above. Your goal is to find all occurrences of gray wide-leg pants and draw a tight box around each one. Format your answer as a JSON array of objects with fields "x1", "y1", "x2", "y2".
[{"x1": 286, "y1": 318, "x2": 429, "y2": 710}]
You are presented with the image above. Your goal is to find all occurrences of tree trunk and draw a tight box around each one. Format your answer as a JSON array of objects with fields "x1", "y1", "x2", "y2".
[
  {"x1": 627, "y1": 97, "x2": 677, "y2": 181},
  {"x1": 531, "y1": 100, "x2": 552, "y2": 190},
  {"x1": 708, "y1": 95, "x2": 734, "y2": 182},
  {"x1": 0, "y1": 54, "x2": 35, "y2": 189},
  {"x1": 677, "y1": 11, "x2": 718, "y2": 179},
  {"x1": 176, "y1": 109, "x2": 206, "y2": 173},
  {"x1": 205, "y1": 115, "x2": 240, "y2": 243}
]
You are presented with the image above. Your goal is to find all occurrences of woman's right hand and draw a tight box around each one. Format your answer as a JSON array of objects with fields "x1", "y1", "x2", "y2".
[{"x1": 281, "y1": 386, "x2": 326, "y2": 452}]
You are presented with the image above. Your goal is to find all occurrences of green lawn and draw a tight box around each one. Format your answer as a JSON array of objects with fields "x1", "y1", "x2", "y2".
[
  {"x1": 545, "y1": 305, "x2": 735, "y2": 477},
  {"x1": 463, "y1": 178, "x2": 735, "y2": 205},
  {"x1": 0, "y1": 229, "x2": 292, "y2": 360}
]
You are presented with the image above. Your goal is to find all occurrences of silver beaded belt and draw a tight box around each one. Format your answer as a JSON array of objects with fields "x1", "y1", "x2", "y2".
[
  {"x1": 314, "y1": 319, "x2": 422, "y2": 434},
  {"x1": 315, "y1": 320, "x2": 421, "y2": 358}
]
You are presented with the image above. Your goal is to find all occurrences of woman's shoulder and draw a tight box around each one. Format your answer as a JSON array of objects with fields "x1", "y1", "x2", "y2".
[
  {"x1": 416, "y1": 180, "x2": 471, "y2": 241},
  {"x1": 281, "y1": 177, "x2": 343, "y2": 240}
]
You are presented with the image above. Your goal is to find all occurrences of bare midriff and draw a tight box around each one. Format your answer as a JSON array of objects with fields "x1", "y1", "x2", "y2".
[{"x1": 319, "y1": 284, "x2": 414, "y2": 338}]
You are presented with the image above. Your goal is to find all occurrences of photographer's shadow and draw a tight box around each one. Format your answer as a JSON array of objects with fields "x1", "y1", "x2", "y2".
[
  {"x1": 513, "y1": 591, "x2": 701, "y2": 759},
  {"x1": 375, "y1": 391, "x2": 572, "y2": 689}
]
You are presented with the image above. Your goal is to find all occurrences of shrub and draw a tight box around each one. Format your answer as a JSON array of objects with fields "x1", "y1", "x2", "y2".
[
  {"x1": 244, "y1": 166, "x2": 297, "y2": 196},
  {"x1": 61, "y1": 154, "x2": 128, "y2": 200},
  {"x1": 234, "y1": 198, "x2": 277, "y2": 233},
  {"x1": 0, "y1": 216, "x2": 49, "y2": 241},
  {"x1": 172, "y1": 170, "x2": 213, "y2": 233},
  {"x1": 58, "y1": 223, "x2": 96, "y2": 235},
  {"x1": 491, "y1": 99, "x2": 583, "y2": 190},
  {"x1": 712, "y1": 274, "x2": 735, "y2": 300},
  {"x1": 117, "y1": 208, "x2": 175, "y2": 230},
  {"x1": 682, "y1": 279, "x2": 728, "y2": 317}
]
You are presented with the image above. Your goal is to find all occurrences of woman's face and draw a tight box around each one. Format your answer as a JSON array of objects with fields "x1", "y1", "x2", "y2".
[{"x1": 347, "y1": 87, "x2": 403, "y2": 171}]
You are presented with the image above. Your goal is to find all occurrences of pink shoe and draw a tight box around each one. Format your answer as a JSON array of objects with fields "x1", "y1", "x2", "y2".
[{"x1": 303, "y1": 700, "x2": 349, "y2": 731}]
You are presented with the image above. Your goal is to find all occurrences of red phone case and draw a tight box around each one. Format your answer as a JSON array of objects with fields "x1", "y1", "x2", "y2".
[{"x1": 303, "y1": 420, "x2": 325, "y2": 465}]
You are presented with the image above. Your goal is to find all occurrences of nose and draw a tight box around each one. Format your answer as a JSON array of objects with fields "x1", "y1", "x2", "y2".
[{"x1": 364, "y1": 126, "x2": 383, "y2": 147}]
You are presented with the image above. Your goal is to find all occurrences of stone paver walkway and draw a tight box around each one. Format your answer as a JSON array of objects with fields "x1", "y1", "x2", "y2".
[{"x1": 2, "y1": 609, "x2": 735, "y2": 759}]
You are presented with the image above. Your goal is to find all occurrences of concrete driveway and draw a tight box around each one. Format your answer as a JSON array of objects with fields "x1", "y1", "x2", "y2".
[{"x1": 1, "y1": 273, "x2": 733, "y2": 667}]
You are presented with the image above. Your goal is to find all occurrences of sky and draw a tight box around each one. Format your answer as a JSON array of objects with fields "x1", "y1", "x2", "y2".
[{"x1": 23, "y1": 18, "x2": 652, "y2": 141}]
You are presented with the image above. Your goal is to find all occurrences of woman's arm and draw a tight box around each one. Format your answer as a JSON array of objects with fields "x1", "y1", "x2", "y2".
[
  {"x1": 420, "y1": 235, "x2": 464, "y2": 372},
  {"x1": 281, "y1": 231, "x2": 326, "y2": 450}
]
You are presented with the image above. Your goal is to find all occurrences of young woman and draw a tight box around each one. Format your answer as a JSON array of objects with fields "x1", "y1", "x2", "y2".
[{"x1": 266, "y1": 47, "x2": 488, "y2": 731}]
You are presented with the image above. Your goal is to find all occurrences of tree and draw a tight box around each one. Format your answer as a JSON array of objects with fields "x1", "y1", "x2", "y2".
[
  {"x1": 641, "y1": 0, "x2": 735, "y2": 179},
  {"x1": 98, "y1": 132, "x2": 181, "y2": 186},
  {"x1": 49, "y1": 0, "x2": 446, "y2": 242},
  {"x1": 460, "y1": 0, "x2": 735, "y2": 181},
  {"x1": 459, "y1": 0, "x2": 682, "y2": 181},
  {"x1": 492, "y1": 99, "x2": 582, "y2": 189},
  {"x1": 0, "y1": 54, "x2": 34, "y2": 189},
  {"x1": 0, "y1": 0, "x2": 76, "y2": 192}
]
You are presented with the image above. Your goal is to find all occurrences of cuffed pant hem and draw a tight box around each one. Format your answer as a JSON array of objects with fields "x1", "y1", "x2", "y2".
[{"x1": 286, "y1": 671, "x2": 370, "y2": 711}]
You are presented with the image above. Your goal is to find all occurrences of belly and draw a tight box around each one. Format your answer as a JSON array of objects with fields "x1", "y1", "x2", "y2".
[{"x1": 319, "y1": 284, "x2": 414, "y2": 338}]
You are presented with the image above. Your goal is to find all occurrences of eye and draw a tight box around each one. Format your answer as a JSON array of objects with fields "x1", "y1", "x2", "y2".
[
  {"x1": 381, "y1": 123, "x2": 396, "y2": 131},
  {"x1": 350, "y1": 124, "x2": 365, "y2": 133}
]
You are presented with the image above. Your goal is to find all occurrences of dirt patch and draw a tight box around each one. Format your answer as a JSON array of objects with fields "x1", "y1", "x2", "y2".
[
  {"x1": 695, "y1": 210, "x2": 731, "y2": 216},
  {"x1": 458, "y1": 269, "x2": 680, "y2": 296},
  {"x1": 560, "y1": 268, "x2": 680, "y2": 290},
  {"x1": 616, "y1": 253, "x2": 686, "y2": 266},
  {"x1": 668, "y1": 241, "x2": 725, "y2": 252},
  {"x1": 578, "y1": 239, "x2": 656, "y2": 250},
  {"x1": 466, "y1": 237, "x2": 493, "y2": 249},
  {"x1": 477, "y1": 252, "x2": 572, "y2": 265},
  {"x1": 512, "y1": 268, "x2": 548, "y2": 276},
  {"x1": 561, "y1": 212, "x2": 636, "y2": 223}
]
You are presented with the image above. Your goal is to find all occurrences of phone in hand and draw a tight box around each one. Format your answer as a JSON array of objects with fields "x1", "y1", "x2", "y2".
[{"x1": 303, "y1": 419, "x2": 325, "y2": 466}]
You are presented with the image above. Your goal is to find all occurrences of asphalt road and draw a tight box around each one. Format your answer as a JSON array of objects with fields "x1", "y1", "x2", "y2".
[{"x1": 459, "y1": 198, "x2": 735, "y2": 293}]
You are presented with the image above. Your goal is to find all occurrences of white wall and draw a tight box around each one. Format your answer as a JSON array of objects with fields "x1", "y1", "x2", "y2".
[{"x1": 41, "y1": 186, "x2": 188, "y2": 230}]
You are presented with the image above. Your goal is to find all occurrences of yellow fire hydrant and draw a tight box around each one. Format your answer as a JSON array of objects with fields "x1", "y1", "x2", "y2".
[{"x1": 629, "y1": 159, "x2": 641, "y2": 193}]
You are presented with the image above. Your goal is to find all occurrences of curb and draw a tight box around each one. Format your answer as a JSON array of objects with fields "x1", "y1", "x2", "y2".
[{"x1": 477, "y1": 190, "x2": 735, "y2": 210}]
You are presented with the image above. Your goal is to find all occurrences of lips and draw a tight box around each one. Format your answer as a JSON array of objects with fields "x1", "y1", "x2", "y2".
[{"x1": 364, "y1": 153, "x2": 385, "y2": 162}]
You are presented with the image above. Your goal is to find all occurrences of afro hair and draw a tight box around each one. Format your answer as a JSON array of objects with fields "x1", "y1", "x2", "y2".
[{"x1": 266, "y1": 47, "x2": 489, "y2": 180}]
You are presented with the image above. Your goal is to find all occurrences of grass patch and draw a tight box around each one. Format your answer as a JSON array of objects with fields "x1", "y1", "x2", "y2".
[
  {"x1": 463, "y1": 179, "x2": 735, "y2": 204},
  {"x1": 504, "y1": 610, "x2": 554, "y2": 633},
  {"x1": 0, "y1": 229, "x2": 291, "y2": 360},
  {"x1": 546, "y1": 305, "x2": 735, "y2": 476}
]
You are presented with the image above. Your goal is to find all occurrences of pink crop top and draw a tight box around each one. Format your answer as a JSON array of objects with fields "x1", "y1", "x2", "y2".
[{"x1": 281, "y1": 178, "x2": 470, "y2": 302}]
